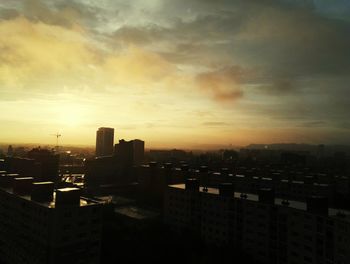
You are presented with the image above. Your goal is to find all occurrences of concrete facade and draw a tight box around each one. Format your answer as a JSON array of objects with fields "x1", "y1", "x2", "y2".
[
  {"x1": 0, "y1": 174, "x2": 103, "y2": 264},
  {"x1": 164, "y1": 182, "x2": 350, "y2": 264}
]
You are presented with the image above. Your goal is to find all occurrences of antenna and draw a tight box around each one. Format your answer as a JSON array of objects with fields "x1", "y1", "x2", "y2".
[{"x1": 51, "y1": 133, "x2": 61, "y2": 151}]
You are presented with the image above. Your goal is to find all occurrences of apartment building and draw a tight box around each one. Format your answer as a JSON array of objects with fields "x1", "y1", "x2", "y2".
[
  {"x1": 205, "y1": 170, "x2": 348, "y2": 206},
  {"x1": 164, "y1": 179, "x2": 350, "y2": 264},
  {"x1": 0, "y1": 173, "x2": 103, "y2": 264}
]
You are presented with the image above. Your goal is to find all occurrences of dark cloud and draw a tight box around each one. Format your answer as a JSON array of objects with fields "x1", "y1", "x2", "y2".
[
  {"x1": 0, "y1": 8, "x2": 19, "y2": 20},
  {"x1": 299, "y1": 121, "x2": 327, "y2": 128},
  {"x1": 1, "y1": 0, "x2": 350, "y2": 139},
  {"x1": 6, "y1": 0, "x2": 349, "y2": 85},
  {"x1": 22, "y1": 0, "x2": 73, "y2": 27},
  {"x1": 0, "y1": 0, "x2": 100, "y2": 29},
  {"x1": 259, "y1": 79, "x2": 297, "y2": 95},
  {"x1": 112, "y1": 25, "x2": 165, "y2": 45},
  {"x1": 340, "y1": 122, "x2": 350, "y2": 130},
  {"x1": 242, "y1": 8, "x2": 350, "y2": 78},
  {"x1": 195, "y1": 66, "x2": 247, "y2": 102},
  {"x1": 108, "y1": 0, "x2": 350, "y2": 90}
]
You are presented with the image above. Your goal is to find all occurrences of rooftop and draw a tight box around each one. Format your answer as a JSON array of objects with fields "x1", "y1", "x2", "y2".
[
  {"x1": 0, "y1": 186, "x2": 99, "y2": 209},
  {"x1": 168, "y1": 184, "x2": 350, "y2": 220},
  {"x1": 114, "y1": 205, "x2": 160, "y2": 220}
]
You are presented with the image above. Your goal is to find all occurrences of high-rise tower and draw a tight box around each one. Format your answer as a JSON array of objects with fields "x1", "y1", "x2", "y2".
[{"x1": 95, "y1": 127, "x2": 114, "y2": 157}]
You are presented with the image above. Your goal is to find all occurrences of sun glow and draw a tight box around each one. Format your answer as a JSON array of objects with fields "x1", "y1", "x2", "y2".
[{"x1": 56, "y1": 103, "x2": 86, "y2": 127}]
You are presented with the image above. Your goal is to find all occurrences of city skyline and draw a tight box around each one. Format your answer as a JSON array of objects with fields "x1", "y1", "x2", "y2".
[{"x1": 1, "y1": 0, "x2": 350, "y2": 148}]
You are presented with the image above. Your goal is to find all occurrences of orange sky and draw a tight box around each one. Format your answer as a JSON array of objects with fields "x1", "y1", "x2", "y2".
[{"x1": 0, "y1": 0, "x2": 349, "y2": 148}]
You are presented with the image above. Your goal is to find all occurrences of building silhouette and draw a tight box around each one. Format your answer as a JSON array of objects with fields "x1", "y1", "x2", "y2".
[
  {"x1": 114, "y1": 139, "x2": 145, "y2": 166},
  {"x1": 132, "y1": 139, "x2": 145, "y2": 166},
  {"x1": 27, "y1": 148, "x2": 59, "y2": 183},
  {"x1": 0, "y1": 174, "x2": 103, "y2": 264},
  {"x1": 85, "y1": 138, "x2": 145, "y2": 190},
  {"x1": 96, "y1": 127, "x2": 114, "y2": 157},
  {"x1": 7, "y1": 145, "x2": 13, "y2": 157}
]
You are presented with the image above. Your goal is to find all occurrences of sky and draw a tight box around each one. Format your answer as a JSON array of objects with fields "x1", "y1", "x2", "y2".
[{"x1": 0, "y1": 0, "x2": 349, "y2": 149}]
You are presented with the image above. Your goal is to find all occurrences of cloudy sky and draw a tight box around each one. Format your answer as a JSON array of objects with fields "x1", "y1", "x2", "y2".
[{"x1": 0, "y1": 0, "x2": 349, "y2": 148}]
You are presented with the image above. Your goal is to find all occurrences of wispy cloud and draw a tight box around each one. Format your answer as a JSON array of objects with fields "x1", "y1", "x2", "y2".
[{"x1": 1, "y1": 0, "x2": 350, "y2": 145}]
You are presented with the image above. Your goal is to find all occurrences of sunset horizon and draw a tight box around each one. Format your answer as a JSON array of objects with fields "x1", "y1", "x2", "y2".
[
  {"x1": 1, "y1": 2, "x2": 350, "y2": 263},
  {"x1": 1, "y1": 0, "x2": 350, "y2": 147}
]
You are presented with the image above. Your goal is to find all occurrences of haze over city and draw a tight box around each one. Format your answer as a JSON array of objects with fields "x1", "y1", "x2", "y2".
[
  {"x1": 1, "y1": 2, "x2": 350, "y2": 263},
  {"x1": 1, "y1": 0, "x2": 350, "y2": 148}
]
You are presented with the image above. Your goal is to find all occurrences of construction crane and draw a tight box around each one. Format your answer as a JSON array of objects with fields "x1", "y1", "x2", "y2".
[{"x1": 51, "y1": 133, "x2": 61, "y2": 152}]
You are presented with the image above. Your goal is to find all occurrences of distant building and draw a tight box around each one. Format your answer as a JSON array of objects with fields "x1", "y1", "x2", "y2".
[
  {"x1": 86, "y1": 134, "x2": 145, "y2": 191},
  {"x1": 7, "y1": 145, "x2": 13, "y2": 157},
  {"x1": 96, "y1": 127, "x2": 114, "y2": 157},
  {"x1": 148, "y1": 149, "x2": 190, "y2": 163},
  {"x1": 27, "y1": 148, "x2": 59, "y2": 183},
  {"x1": 136, "y1": 162, "x2": 188, "y2": 207},
  {"x1": 0, "y1": 174, "x2": 103, "y2": 264},
  {"x1": 114, "y1": 139, "x2": 145, "y2": 166},
  {"x1": 85, "y1": 156, "x2": 119, "y2": 189},
  {"x1": 115, "y1": 139, "x2": 134, "y2": 167},
  {"x1": 3, "y1": 157, "x2": 38, "y2": 177},
  {"x1": 0, "y1": 159, "x2": 5, "y2": 171},
  {"x1": 133, "y1": 139, "x2": 145, "y2": 166}
]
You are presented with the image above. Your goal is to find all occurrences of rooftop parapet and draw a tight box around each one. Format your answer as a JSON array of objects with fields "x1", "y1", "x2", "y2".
[
  {"x1": 306, "y1": 196, "x2": 328, "y2": 216},
  {"x1": 31, "y1": 181, "x2": 54, "y2": 202},
  {"x1": 13, "y1": 177, "x2": 34, "y2": 195},
  {"x1": 199, "y1": 166, "x2": 208, "y2": 173},
  {"x1": 258, "y1": 188, "x2": 275, "y2": 204},
  {"x1": 164, "y1": 163, "x2": 173, "y2": 169},
  {"x1": 55, "y1": 187, "x2": 81, "y2": 207},
  {"x1": 221, "y1": 168, "x2": 229, "y2": 176},
  {"x1": 0, "y1": 173, "x2": 18, "y2": 188},
  {"x1": 218, "y1": 183, "x2": 235, "y2": 197},
  {"x1": 149, "y1": 161, "x2": 158, "y2": 168},
  {"x1": 181, "y1": 164, "x2": 189, "y2": 171},
  {"x1": 185, "y1": 178, "x2": 199, "y2": 191}
]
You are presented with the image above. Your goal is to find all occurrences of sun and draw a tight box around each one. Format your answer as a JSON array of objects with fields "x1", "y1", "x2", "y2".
[{"x1": 57, "y1": 103, "x2": 86, "y2": 127}]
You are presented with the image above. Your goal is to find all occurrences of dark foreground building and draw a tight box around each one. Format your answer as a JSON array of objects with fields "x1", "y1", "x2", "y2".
[
  {"x1": 0, "y1": 173, "x2": 103, "y2": 264},
  {"x1": 4, "y1": 148, "x2": 60, "y2": 184},
  {"x1": 164, "y1": 180, "x2": 350, "y2": 264}
]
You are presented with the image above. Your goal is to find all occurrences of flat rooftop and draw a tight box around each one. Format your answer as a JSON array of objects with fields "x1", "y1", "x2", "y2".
[
  {"x1": 94, "y1": 195, "x2": 136, "y2": 206},
  {"x1": 114, "y1": 205, "x2": 160, "y2": 220},
  {"x1": 168, "y1": 184, "x2": 350, "y2": 221},
  {"x1": 0, "y1": 186, "x2": 99, "y2": 209}
]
